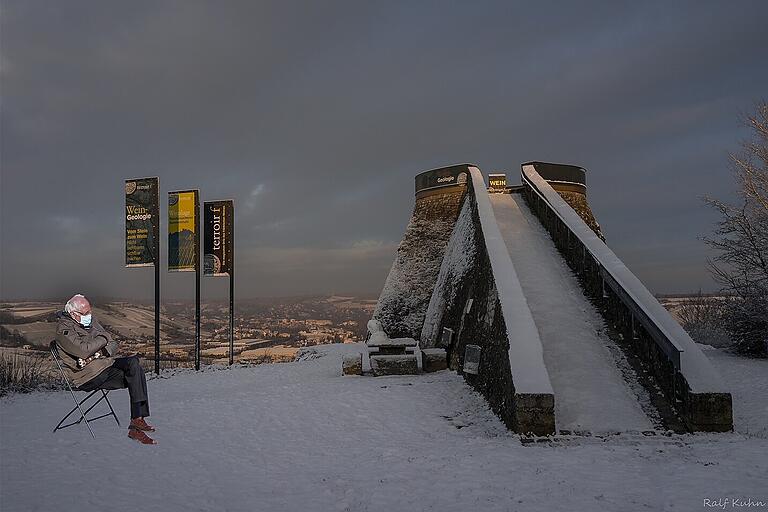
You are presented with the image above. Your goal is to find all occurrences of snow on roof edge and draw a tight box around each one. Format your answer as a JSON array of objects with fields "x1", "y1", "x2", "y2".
[
  {"x1": 468, "y1": 167, "x2": 554, "y2": 395},
  {"x1": 521, "y1": 165, "x2": 727, "y2": 394}
]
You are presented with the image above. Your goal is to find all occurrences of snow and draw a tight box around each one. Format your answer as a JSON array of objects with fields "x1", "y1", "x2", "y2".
[
  {"x1": 368, "y1": 337, "x2": 417, "y2": 347},
  {"x1": 522, "y1": 165, "x2": 727, "y2": 394},
  {"x1": 468, "y1": 167, "x2": 554, "y2": 396},
  {"x1": 702, "y1": 346, "x2": 768, "y2": 439},
  {"x1": 1, "y1": 343, "x2": 766, "y2": 512},
  {"x1": 491, "y1": 193, "x2": 655, "y2": 432},
  {"x1": 367, "y1": 319, "x2": 384, "y2": 336}
]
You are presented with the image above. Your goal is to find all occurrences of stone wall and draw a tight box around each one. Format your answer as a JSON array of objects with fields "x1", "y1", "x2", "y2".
[
  {"x1": 374, "y1": 176, "x2": 467, "y2": 339},
  {"x1": 420, "y1": 173, "x2": 555, "y2": 436},
  {"x1": 556, "y1": 190, "x2": 604, "y2": 240}
]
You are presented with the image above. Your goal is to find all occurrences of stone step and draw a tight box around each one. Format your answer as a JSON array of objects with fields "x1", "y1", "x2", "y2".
[
  {"x1": 342, "y1": 353, "x2": 363, "y2": 376},
  {"x1": 421, "y1": 348, "x2": 447, "y2": 372},
  {"x1": 370, "y1": 354, "x2": 418, "y2": 376}
]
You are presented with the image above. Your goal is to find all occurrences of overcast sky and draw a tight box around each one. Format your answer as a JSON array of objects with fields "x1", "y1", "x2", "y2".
[{"x1": 1, "y1": 1, "x2": 767, "y2": 301}]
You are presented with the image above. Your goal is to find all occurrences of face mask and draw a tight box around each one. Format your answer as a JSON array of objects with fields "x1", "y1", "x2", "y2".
[{"x1": 79, "y1": 313, "x2": 92, "y2": 327}]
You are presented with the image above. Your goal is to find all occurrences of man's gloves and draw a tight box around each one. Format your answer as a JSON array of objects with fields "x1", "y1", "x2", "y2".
[{"x1": 76, "y1": 350, "x2": 105, "y2": 369}]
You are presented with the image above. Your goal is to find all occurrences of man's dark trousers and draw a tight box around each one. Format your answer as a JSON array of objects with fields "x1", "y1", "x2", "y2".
[{"x1": 78, "y1": 356, "x2": 150, "y2": 419}]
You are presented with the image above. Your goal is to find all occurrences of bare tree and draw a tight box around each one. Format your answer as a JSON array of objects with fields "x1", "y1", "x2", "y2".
[
  {"x1": 676, "y1": 292, "x2": 730, "y2": 347},
  {"x1": 704, "y1": 103, "x2": 768, "y2": 357}
]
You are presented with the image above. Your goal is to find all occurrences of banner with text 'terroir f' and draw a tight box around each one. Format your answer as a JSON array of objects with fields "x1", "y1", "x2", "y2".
[
  {"x1": 203, "y1": 200, "x2": 234, "y2": 277},
  {"x1": 168, "y1": 190, "x2": 198, "y2": 272},
  {"x1": 125, "y1": 177, "x2": 159, "y2": 267}
]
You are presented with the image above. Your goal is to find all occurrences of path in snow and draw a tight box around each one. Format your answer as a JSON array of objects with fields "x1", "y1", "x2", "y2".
[{"x1": 491, "y1": 193, "x2": 654, "y2": 432}]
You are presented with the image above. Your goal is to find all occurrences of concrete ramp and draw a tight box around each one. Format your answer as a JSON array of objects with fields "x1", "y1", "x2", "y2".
[{"x1": 491, "y1": 193, "x2": 654, "y2": 432}]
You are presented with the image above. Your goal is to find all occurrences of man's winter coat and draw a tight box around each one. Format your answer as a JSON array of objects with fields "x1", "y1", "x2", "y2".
[{"x1": 55, "y1": 312, "x2": 119, "y2": 387}]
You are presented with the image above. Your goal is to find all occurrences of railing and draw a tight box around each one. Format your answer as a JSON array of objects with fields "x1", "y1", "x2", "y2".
[{"x1": 520, "y1": 164, "x2": 726, "y2": 397}]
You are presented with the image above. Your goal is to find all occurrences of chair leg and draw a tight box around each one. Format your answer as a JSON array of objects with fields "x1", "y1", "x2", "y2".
[
  {"x1": 51, "y1": 347, "x2": 121, "y2": 438},
  {"x1": 64, "y1": 382, "x2": 95, "y2": 438},
  {"x1": 51, "y1": 349, "x2": 95, "y2": 438},
  {"x1": 54, "y1": 390, "x2": 119, "y2": 433},
  {"x1": 53, "y1": 390, "x2": 99, "y2": 431},
  {"x1": 102, "y1": 390, "x2": 121, "y2": 427},
  {"x1": 79, "y1": 392, "x2": 109, "y2": 420}
]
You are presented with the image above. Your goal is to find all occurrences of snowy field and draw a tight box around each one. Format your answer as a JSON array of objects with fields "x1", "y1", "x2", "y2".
[{"x1": 1, "y1": 343, "x2": 766, "y2": 512}]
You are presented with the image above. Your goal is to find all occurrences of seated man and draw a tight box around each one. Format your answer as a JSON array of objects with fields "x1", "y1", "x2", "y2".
[{"x1": 56, "y1": 294, "x2": 157, "y2": 444}]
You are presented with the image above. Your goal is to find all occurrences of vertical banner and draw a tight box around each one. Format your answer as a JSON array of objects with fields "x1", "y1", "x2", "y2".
[
  {"x1": 168, "y1": 190, "x2": 199, "y2": 272},
  {"x1": 203, "y1": 200, "x2": 234, "y2": 276},
  {"x1": 125, "y1": 177, "x2": 159, "y2": 267},
  {"x1": 203, "y1": 200, "x2": 236, "y2": 365}
]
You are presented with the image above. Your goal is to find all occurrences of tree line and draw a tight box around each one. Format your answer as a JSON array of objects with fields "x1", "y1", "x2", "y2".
[{"x1": 701, "y1": 102, "x2": 767, "y2": 357}]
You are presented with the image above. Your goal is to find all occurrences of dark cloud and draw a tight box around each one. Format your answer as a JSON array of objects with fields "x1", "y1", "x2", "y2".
[{"x1": 2, "y1": 1, "x2": 767, "y2": 300}]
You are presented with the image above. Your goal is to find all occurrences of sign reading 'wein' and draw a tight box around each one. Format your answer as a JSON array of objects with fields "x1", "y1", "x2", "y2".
[
  {"x1": 488, "y1": 173, "x2": 507, "y2": 192},
  {"x1": 203, "y1": 200, "x2": 234, "y2": 276},
  {"x1": 125, "y1": 177, "x2": 159, "y2": 267},
  {"x1": 168, "y1": 190, "x2": 199, "y2": 272}
]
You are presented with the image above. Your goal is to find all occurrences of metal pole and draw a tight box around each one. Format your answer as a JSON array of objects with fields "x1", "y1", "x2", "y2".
[
  {"x1": 228, "y1": 270, "x2": 234, "y2": 366},
  {"x1": 195, "y1": 192, "x2": 201, "y2": 371},
  {"x1": 155, "y1": 252, "x2": 160, "y2": 375},
  {"x1": 154, "y1": 208, "x2": 160, "y2": 374},
  {"x1": 229, "y1": 208, "x2": 235, "y2": 366}
]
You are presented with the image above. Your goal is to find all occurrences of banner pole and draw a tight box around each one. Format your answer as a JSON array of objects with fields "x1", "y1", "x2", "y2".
[
  {"x1": 124, "y1": 177, "x2": 161, "y2": 375},
  {"x1": 229, "y1": 212, "x2": 235, "y2": 366},
  {"x1": 154, "y1": 229, "x2": 160, "y2": 375},
  {"x1": 195, "y1": 193, "x2": 201, "y2": 371},
  {"x1": 229, "y1": 270, "x2": 234, "y2": 366}
]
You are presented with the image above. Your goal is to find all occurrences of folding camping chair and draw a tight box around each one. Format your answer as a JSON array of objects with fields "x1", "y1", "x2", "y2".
[{"x1": 49, "y1": 341, "x2": 120, "y2": 438}]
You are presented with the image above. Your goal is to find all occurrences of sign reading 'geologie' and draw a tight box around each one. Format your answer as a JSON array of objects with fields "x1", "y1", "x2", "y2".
[
  {"x1": 414, "y1": 165, "x2": 470, "y2": 195},
  {"x1": 125, "y1": 177, "x2": 159, "y2": 267}
]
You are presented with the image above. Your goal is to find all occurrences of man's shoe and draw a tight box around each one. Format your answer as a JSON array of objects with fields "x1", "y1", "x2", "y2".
[
  {"x1": 130, "y1": 417, "x2": 155, "y2": 432},
  {"x1": 128, "y1": 427, "x2": 157, "y2": 445}
]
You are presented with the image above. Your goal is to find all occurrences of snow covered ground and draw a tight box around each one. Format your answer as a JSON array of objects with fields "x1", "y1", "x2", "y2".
[
  {"x1": 701, "y1": 345, "x2": 768, "y2": 439},
  {"x1": 491, "y1": 193, "x2": 655, "y2": 432},
  {"x1": 1, "y1": 343, "x2": 766, "y2": 512}
]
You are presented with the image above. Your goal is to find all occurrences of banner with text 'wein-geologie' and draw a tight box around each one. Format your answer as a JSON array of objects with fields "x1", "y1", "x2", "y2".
[{"x1": 125, "y1": 177, "x2": 159, "y2": 267}]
